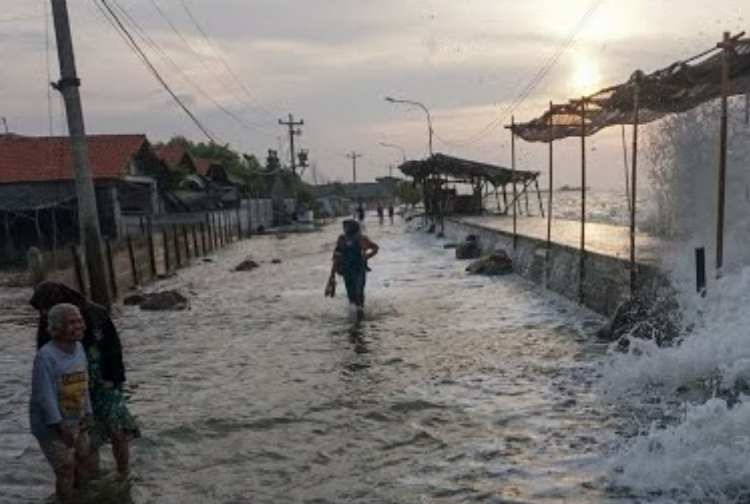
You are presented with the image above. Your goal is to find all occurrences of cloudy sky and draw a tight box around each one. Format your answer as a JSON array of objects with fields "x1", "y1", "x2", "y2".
[{"x1": 0, "y1": 0, "x2": 747, "y2": 188}]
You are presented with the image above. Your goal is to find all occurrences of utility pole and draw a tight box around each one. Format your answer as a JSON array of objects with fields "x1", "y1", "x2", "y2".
[
  {"x1": 50, "y1": 0, "x2": 111, "y2": 308},
  {"x1": 348, "y1": 151, "x2": 362, "y2": 206},
  {"x1": 278, "y1": 114, "x2": 304, "y2": 175},
  {"x1": 1, "y1": 117, "x2": 8, "y2": 133}
]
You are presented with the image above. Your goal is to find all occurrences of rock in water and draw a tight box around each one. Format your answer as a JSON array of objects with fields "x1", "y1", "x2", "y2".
[
  {"x1": 465, "y1": 250, "x2": 513, "y2": 276},
  {"x1": 271, "y1": 259, "x2": 282, "y2": 264},
  {"x1": 597, "y1": 287, "x2": 681, "y2": 348},
  {"x1": 123, "y1": 293, "x2": 146, "y2": 306},
  {"x1": 455, "y1": 234, "x2": 481, "y2": 260},
  {"x1": 234, "y1": 259, "x2": 260, "y2": 272},
  {"x1": 139, "y1": 290, "x2": 188, "y2": 311}
]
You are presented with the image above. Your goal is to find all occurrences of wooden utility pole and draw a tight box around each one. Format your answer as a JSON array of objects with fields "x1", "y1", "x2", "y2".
[
  {"x1": 50, "y1": 0, "x2": 111, "y2": 308},
  {"x1": 278, "y1": 114, "x2": 304, "y2": 175}
]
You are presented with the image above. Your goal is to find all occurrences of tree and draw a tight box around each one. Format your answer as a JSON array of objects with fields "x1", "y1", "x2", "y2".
[{"x1": 396, "y1": 180, "x2": 422, "y2": 207}]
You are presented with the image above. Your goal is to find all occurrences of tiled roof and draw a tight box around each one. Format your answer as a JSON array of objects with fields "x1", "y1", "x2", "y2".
[
  {"x1": 194, "y1": 157, "x2": 222, "y2": 176},
  {"x1": 0, "y1": 134, "x2": 147, "y2": 184},
  {"x1": 154, "y1": 146, "x2": 189, "y2": 168}
]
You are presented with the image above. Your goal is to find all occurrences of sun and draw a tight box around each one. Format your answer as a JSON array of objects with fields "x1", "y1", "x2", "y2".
[{"x1": 569, "y1": 57, "x2": 602, "y2": 96}]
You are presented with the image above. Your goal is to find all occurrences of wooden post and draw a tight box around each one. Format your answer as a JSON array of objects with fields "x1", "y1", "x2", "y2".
[
  {"x1": 51, "y1": 207, "x2": 59, "y2": 268},
  {"x1": 105, "y1": 239, "x2": 117, "y2": 300},
  {"x1": 579, "y1": 98, "x2": 587, "y2": 305},
  {"x1": 236, "y1": 207, "x2": 242, "y2": 240},
  {"x1": 716, "y1": 31, "x2": 731, "y2": 277},
  {"x1": 200, "y1": 221, "x2": 207, "y2": 255},
  {"x1": 162, "y1": 229, "x2": 170, "y2": 273},
  {"x1": 127, "y1": 234, "x2": 139, "y2": 286},
  {"x1": 70, "y1": 244, "x2": 86, "y2": 296},
  {"x1": 192, "y1": 224, "x2": 199, "y2": 257},
  {"x1": 546, "y1": 101, "x2": 554, "y2": 287},
  {"x1": 511, "y1": 117, "x2": 517, "y2": 250},
  {"x1": 172, "y1": 224, "x2": 181, "y2": 267},
  {"x1": 182, "y1": 225, "x2": 190, "y2": 260},
  {"x1": 247, "y1": 199, "x2": 253, "y2": 240},
  {"x1": 630, "y1": 77, "x2": 641, "y2": 296},
  {"x1": 147, "y1": 230, "x2": 157, "y2": 279},
  {"x1": 502, "y1": 185, "x2": 508, "y2": 214},
  {"x1": 35, "y1": 208, "x2": 45, "y2": 250}
]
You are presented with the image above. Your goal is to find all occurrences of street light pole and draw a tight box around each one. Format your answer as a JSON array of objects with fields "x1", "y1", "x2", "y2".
[
  {"x1": 379, "y1": 141, "x2": 407, "y2": 163},
  {"x1": 385, "y1": 96, "x2": 433, "y2": 157}
]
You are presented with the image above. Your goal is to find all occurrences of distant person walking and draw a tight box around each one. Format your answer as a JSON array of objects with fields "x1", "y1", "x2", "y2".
[
  {"x1": 329, "y1": 219, "x2": 379, "y2": 318},
  {"x1": 377, "y1": 204, "x2": 385, "y2": 225},
  {"x1": 29, "y1": 303, "x2": 93, "y2": 500},
  {"x1": 31, "y1": 282, "x2": 140, "y2": 477},
  {"x1": 388, "y1": 204, "x2": 395, "y2": 224},
  {"x1": 356, "y1": 205, "x2": 365, "y2": 222}
]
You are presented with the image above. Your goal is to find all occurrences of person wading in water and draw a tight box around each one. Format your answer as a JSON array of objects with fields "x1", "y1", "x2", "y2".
[{"x1": 328, "y1": 219, "x2": 379, "y2": 318}]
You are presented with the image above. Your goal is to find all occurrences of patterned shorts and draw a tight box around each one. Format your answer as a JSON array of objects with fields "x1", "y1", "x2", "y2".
[{"x1": 37, "y1": 430, "x2": 88, "y2": 472}]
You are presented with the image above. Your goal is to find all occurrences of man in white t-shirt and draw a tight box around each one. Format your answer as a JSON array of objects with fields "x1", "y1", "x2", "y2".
[{"x1": 29, "y1": 303, "x2": 93, "y2": 500}]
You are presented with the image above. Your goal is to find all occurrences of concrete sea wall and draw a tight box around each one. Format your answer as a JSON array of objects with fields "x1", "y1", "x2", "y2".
[{"x1": 443, "y1": 218, "x2": 662, "y2": 317}]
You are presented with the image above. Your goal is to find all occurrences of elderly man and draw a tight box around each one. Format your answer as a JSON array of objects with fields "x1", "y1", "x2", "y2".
[{"x1": 29, "y1": 303, "x2": 93, "y2": 500}]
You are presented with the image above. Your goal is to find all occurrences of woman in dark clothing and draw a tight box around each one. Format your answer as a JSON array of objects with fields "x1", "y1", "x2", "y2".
[{"x1": 30, "y1": 282, "x2": 140, "y2": 475}]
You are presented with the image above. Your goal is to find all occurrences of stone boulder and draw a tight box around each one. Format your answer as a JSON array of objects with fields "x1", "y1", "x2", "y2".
[
  {"x1": 123, "y1": 293, "x2": 146, "y2": 306},
  {"x1": 466, "y1": 250, "x2": 513, "y2": 276},
  {"x1": 233, "y1": 259, "x2": 260, "y2": 272},
  {"x1": 138, "y1": 290, "x2": 188, "y2": 311},
  {"x1": 455, "y1": 235, "x2": 481, "y2": 260},
  {"x1": 271, "y1": 259, "x2": 282, "y2": 264},
  {"x1": 597, "y1": 290, "x2": 681, "y2": 348}
]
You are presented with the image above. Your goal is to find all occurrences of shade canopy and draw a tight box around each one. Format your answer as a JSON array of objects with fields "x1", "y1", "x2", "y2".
[
  {"x1": 398, "y1": 153, "x2": 539, "y2": 187},
  {"x1": 513, "y1": 38, "x2": 750, "y2": 143}
]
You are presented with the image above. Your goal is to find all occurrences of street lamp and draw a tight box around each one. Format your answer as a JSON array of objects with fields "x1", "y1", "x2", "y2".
[
  {"x1": 379, "y1": 141, "x2": 407, "y2": 163},
  {"x1": 385, "y1": 96, "x2": 433, "y2": 157}
]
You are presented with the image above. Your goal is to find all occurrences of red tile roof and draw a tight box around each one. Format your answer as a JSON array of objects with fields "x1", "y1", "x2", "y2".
[
  {"x1": 153, "y1": 146, "x2": 190, "y2": 169},
  {"x1": 194, "y1": 157, "x2": 223, "y2": 176},
  {"x1": 0, "y1": 134, "x2": 148, "y2": 184}
]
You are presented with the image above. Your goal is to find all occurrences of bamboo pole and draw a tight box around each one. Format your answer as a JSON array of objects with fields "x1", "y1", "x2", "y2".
[
  {"x1": 546, "y1": 101, "x2": 554, "y2": 287},
  {"x1": 579, "y1": 98, "x2": 587, "y2": 305},
  {"x1": 511, "y1": 116, "x2": 517, "y2": 250},
  {"x1": 630, "y1": 77, "x2": 641, "y2": 296},
  {"x1": 716, "y1": 31, "x2": 731, "y2": 277}
]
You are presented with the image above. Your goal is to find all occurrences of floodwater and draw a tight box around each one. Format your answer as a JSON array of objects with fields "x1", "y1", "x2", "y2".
[{"x1": 1, "y1": 219, "x2": 636, "y2": 504}]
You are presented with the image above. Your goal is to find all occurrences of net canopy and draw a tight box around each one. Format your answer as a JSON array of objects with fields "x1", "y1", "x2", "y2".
[
  {"x1": 513, "y1": 37, "x2": 750, "y2": 143},
  {"x1": 398, "y1": 153, "x2": 539, "y2": 187}
]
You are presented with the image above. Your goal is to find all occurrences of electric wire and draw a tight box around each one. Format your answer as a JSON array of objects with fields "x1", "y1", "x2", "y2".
[
  {"x1": 106, "y1": 0, "x2": 274, "y2": 138},
  {"x1": 434, "y1": 0, "x2": 605, "y2": 147},
  {"x1": 96, "y1": 0, "x2": 220, "y2": 142},
  {"x1": 149, "y1": 0, "x2": 275, "y2": 130},
  {"x1": 179, "y1": 0, "x2": 277, "y2": 118}
]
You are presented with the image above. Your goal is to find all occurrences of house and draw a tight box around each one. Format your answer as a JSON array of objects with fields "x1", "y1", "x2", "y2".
[
  {"x1": 0, "y1": 133, "x2": 165, "y2": 262},
  {"x1": 314, "y1": 180, "x2": 397, "y2": 217}
]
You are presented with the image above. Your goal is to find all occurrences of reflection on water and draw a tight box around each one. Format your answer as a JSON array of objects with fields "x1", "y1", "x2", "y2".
[{"x1": 1, "y1": 219, "x2": 628, "y2": 504}]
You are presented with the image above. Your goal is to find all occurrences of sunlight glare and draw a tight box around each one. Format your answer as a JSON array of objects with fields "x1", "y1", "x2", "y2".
[{"x1": 569, "y1": 57, "x2": 601, "y2": 96}]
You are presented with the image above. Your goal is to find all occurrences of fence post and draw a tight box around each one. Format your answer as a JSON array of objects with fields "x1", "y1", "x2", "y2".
[
  {"x1": 236, "y1": 207, "x2": 242, "y2": 240},
  {"x1": 162, "y1": 229, "x2": 170, "y2": 274},
  {"x1": 147, "y1": 231, "x2": 157, "y2": 279},
  {"x1": 192, "y1": 224, "x2": 200, "y2": 257},
  {"x1": 247, "y1": 200, "x2": 253, "y2": 239},
  {"x1": 182, "y1": 225, "x2": 191, "y2": 261},
  {"x1": 105, "y1": 239, "x2": 118, "y2": 300},
  {"x1": 200, "y1": 221, "x2": 208, "y2": 255},
  {"x1": 70, "y1": 245, "x2": 86, "y2": 296},
  {"x1": 173, "y1": 224, "x2": 182, "y2": 267},
  {"x1": 127, "y1": 235, "x2": 139, "y2": 286}
]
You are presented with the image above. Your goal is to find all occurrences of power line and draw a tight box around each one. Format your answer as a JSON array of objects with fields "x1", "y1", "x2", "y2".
[
  {"x1": 148, "y1": 0, "x2": 273, "y2": 130},
  {"x1": 96, "y1": 0, "x2": 219, "y2": 142},
  {"x1": 179, "y1": 0, "x2": 277, "y2": 118},
  {"x1": 435, "y1": 0, "x2": 605, "y2": 147},
  {"x1": 105, "y1": 0, "x2": 275, "y2": 139}
]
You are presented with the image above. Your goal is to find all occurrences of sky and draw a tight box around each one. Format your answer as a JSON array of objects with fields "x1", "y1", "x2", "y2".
[{"x1": 0, "y1": 0, "x2": 747, "y2": 189}]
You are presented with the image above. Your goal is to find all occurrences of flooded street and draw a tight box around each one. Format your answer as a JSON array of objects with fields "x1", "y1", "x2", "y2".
[{"x1": 1, "y1": 220, "x2": 627, "y2": 504}]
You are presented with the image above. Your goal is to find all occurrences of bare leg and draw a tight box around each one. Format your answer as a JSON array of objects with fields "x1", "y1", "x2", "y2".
[
  {"x1": 55, "y1": 458, "x2": 75, "y2": 502},
  {"x1": 111, "y1": 432, "x2": 131, "y2": 474}
]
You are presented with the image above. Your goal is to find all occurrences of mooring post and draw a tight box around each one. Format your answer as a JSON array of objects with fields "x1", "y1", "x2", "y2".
[
  {"x1": 630, "y1": 74, "x2": 641, "y2": 297},
  {"x1": 579, "y1": 97, "x2": 587, "y2": 305},
  {"x1": 546, "y1": 101, "x2": 554, "y2": 287},
  {"x1": 696, "y1": 247, "x2": 707, "y2": 297}
]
